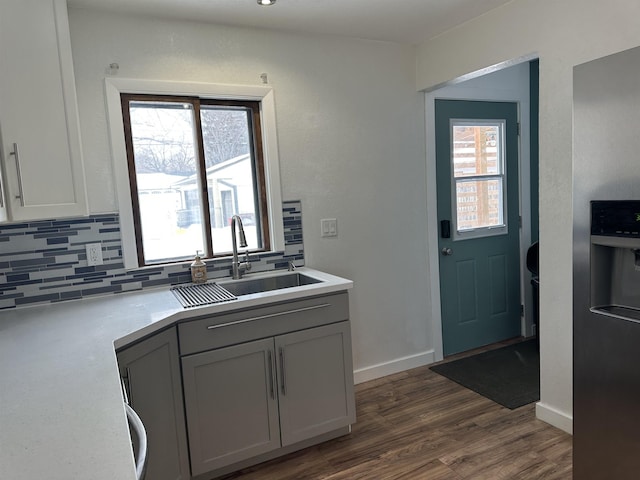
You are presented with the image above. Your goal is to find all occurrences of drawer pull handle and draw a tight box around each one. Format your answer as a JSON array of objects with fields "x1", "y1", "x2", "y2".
[{"x1": 206, "y1": 303, "x2": 331, "y2": 330}]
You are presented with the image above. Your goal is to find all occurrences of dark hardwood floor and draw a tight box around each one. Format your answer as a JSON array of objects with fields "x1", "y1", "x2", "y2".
[{"x1": 222, "y1": 340, "x2": 572, "y2": 479}]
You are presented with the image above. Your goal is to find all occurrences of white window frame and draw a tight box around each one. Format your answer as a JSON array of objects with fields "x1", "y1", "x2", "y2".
[
  {"x1": 105, "y1": 78, "x2": 284, "y2": 269},
  {"x1": 450, "y1": 119, "x2": 508, "y2": 241}
]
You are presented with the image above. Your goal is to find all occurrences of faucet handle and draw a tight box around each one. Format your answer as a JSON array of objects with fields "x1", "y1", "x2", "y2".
[{"x1": 244, "y1": 250, "x2": 252, "y2": 271}]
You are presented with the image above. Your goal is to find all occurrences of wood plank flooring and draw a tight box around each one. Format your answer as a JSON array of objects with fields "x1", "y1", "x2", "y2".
[{"x1": 221, "y1": 341, "x2": 572, "y2": 479}]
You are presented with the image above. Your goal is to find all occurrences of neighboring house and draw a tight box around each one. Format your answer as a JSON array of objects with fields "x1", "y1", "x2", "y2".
[{"x1": 170, "y1": 154, "x2": 255, "y2": 229}]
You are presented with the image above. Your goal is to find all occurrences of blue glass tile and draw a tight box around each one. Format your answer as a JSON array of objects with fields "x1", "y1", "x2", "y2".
[
  {"x1": 4, "y1": 278, "x2": 42, "y2": 287},
  {"x1": 60, "y1": 290, "x2": 83, "y2": 299},
  {"x1": 46, "y1": 237, "x2": 69, "y2": 245},
  {"x1": 42, "y1": 276, "x2": 67, "y2": 283},
  {"x1": 63, "y1": 248, "x2": 86, "y2": 255},
  {"x1": 74, "y1": 278, "x2": 107, "y2": 286},
  {"x1": 41, "y1": 262, "x2": 80, "y2": 271},
  {"x1": 140, "y1": 278, "x2": 175, "y2": 287},
  {"x1": 111, "y1": 277, "x2": 146, "y2": 285},
  {"x1": 15, "y1": 293, "x2": 60, "y2": 305},
  {"x1": 10, "y1": 257, "x2": 51, "y2": 268},
  {"x1": 0, "y1": 223, "x2": 30, "y2": 230},
  {"x1": 95, "y1": 263, "x2": 124, "y2": 272},
  {"x1": 61, "y1": 227, "x2": 92, "y2": 234},
  {"x1": 33, "y1": 232, "x2": 65, "y2": 238},
  {"x1": 41, "y1": 248, "x2": 71, "y2": 256},
  {"x1": 39, "y1": 283, "x2": 73, "y2": 290},
  {"x1": 28, "y1": 220, "x2": 53, "y2": 227},
  {"x1": 31, "y1": 227, "x2": 61, "y2": 234},
  {"x1": 6, "y1": 273, "x2": 30, "y2": 282},
  {"x1": 75, "y1": 266, "x2": 96, "y2": 274},
  {"x1": 52, "y1": 218, "x2": 95, "y2": 226},
  {"x1": 167, "y1": 269, "x2": 190, "y2": 277},
  {"x1": 0, "y1": 291, "x2": 23, "y2": 299},
  {"x1": 81, "y1": 285, "x2": 122, "y2": 296},
  {"x1": 65, "y1": 271, "x2": 108, "y2": 281}
]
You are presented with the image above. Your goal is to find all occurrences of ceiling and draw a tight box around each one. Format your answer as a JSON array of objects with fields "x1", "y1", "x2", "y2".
[{"x1": 67, "y1": 0, "x2": 513, "y2": 46}]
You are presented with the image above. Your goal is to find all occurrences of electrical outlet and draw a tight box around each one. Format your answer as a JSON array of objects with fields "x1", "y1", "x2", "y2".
[{"x1": 86, "y1": 243, "x2": 103, "y2": 266}]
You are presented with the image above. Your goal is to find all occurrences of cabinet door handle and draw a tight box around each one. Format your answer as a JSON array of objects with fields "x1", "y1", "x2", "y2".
[
  {"x1": 9, "y1": 143, "x2": 25, "y2": 206},
  {"x1": 279, "y1": 347, "x2": 286, "y2": 396},
  {"x1": 206, "y1": 303, "x2": 331, "y2": 330},
  {"x1": 122, "y1": 367, "x2": 133, "y2": 405},
  {"x1": 267, "y1": 350, "x2": 275, "y2": 399}
]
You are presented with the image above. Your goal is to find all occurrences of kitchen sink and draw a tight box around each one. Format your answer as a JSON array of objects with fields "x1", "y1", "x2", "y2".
[{"x1": 220, "y1": 272, "x2": 322, "y2": 296}]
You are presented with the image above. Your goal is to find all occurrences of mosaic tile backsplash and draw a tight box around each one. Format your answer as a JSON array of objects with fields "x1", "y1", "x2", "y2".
[{"x1": 0, "y1": 200, "x2": 304, "y2": 310}]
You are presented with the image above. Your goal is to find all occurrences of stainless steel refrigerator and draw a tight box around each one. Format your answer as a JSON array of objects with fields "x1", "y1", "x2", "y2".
[
  {"x1": 574, "y1": 201, "x2": 640, "y2": 478},
  {"x1": 574, "y1": 46, "x2": 640, "y2": 479}
]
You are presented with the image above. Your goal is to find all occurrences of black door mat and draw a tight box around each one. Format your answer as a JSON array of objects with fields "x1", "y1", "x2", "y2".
[{"x1": 430, "y1": 340, "x2": 540, "y2": 409}]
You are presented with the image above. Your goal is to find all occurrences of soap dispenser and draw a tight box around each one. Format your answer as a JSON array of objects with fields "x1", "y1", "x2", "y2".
[{"x1": 190, "y1": 251, "x2": 207, "y2": 284}]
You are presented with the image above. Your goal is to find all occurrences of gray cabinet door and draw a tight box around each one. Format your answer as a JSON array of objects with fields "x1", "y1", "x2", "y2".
[
  {"x1": 117, "y1": 328, "x2": 190, "y2": 480},
  {"x1": 275, "y1": 321, "x2": 356, "y2": 446},
  {"x1": 181, "y1": 337, "x2": 281, "y2": 476}
]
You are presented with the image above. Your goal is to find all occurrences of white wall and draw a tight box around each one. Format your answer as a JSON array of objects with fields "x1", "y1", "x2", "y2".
[
  {"x1": 416, "y1": 0, "x2": 640, "y2": 433},
  {"x1": 68, "y1": 9, "x2": 431, "y2": 381}
]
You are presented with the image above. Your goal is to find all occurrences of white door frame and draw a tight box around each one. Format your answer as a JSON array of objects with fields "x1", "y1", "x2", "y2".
[{"x1": 424, "y1": 62, "x2": 534, "y2": 361}]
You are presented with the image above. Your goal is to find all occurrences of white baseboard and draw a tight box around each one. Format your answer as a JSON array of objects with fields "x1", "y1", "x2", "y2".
[
  {"x1": 536, "y1": 401, "x2": 573, "y2": 434},
  {"x1": 353, "y1": 350, "x2": 435, "y2": 384}
]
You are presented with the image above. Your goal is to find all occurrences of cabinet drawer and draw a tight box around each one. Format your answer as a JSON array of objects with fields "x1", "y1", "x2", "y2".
[{"x1": 178, "y1": 293, "x2": 349, "y2": 356}]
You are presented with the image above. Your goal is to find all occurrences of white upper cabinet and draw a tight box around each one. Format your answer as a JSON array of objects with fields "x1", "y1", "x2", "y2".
[{"x1": 0, "y1": 0, "x2": 87, "y2": 221}]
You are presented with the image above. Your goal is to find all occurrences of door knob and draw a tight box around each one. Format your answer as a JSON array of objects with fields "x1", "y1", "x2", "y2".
[{"x1": 441, "y1": 247, "x2": 453, "y2": 256}]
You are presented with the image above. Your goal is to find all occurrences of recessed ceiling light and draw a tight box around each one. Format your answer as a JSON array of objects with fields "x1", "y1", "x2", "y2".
[{"x1": 257, "y1": 0, "x2": 276, "y2": 5}]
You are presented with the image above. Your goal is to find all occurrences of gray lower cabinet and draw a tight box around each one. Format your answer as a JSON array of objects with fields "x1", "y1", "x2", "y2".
[
  {"x1": 275, "y1": 322, "x2": 356, "y2": 446},
  {"x1": 181, "y1": 337, "x2": 281, "y2": 476},
  {"x1": 181, "y1": 319, "x2": 355, "y2": 478},
  {"x1": 117, "y1": 327, "x2": 191, "y2": 480}
]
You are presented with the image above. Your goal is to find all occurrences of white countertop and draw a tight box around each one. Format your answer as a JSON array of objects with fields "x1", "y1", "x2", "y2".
[{"x1": 0, "y1": 268, "x2": 351, "y2": 480}]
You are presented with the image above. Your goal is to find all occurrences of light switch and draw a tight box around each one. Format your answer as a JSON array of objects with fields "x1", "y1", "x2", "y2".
[{"x1": 321, "y1": 218, "x2": 337, "y2": 237}]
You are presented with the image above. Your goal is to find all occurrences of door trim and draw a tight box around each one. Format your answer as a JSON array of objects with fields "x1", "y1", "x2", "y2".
[{"x1": 424, "y1": 64, "x2": 533, "y2": 361}]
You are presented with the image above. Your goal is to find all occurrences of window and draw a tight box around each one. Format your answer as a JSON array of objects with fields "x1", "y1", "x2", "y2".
[
  {"x1": 105, "y1": 79, "x2": 284, "y2": 269},
  {"x1": 450, "y1": 120, "x2": 507, "y2": 239},
  {"x1": 121, "y1": 95, "x2": 269, "y2": 265}
]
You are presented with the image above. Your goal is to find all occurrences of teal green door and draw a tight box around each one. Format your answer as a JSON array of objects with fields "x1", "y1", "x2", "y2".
[{"x1": 435, "y1": 100, "x2": 521, "y2": 356}]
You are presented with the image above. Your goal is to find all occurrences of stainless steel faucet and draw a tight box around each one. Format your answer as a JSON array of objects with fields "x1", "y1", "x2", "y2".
[{"x1": 231, "y1": 215, "x2": 251, "y2": 279}]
